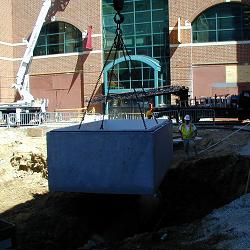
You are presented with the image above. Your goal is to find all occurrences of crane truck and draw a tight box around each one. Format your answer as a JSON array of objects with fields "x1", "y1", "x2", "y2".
[{"x1": 0, "y1": 0, "x2": 52, "y2": 117}]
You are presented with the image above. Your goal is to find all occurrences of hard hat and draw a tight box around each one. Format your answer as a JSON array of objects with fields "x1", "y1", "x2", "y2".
[{"x1": 184, "y1": 114, "x2": 191, "y2": 121}]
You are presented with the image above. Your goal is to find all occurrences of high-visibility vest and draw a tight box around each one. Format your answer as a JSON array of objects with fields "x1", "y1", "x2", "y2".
[
  {"x1": 180, "y1": 123, "x2": 195, "y2": 139},
  {"x1": 146, "y1": 109, "x2": 153, "y2": 119}
]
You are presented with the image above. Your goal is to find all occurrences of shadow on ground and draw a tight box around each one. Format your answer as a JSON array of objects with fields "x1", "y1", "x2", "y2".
[{"x1": 1, "y1": 154, "x2": 250, "y2": 250}]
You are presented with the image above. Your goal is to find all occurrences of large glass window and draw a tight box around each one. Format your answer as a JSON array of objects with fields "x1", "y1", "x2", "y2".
[
  {"x1": 107, "y1": 61, "x2": 155, "y2": 90},
  {"x1": 192, "y1": 3, "x2": 250, "y2": 43},
  {"x1": 34, "y1": 21, "x2": 83, "y2": 56},
  {"x1": 102, "y1": 0, "x2": 170, "y2": 91}
]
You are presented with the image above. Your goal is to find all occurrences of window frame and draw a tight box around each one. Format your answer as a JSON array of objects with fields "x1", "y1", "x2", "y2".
[
  {"x1": 192, "y1": 3, "x2": 250, "y2": 43},
  {"x1": 34, "y1": 21, "x2": 83, "y2": 56}
]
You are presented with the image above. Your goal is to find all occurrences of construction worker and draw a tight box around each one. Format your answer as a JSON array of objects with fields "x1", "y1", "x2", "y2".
[
  {"x1": 146, "y1": 103, "x2": 153, "y2": 119},
  {"x1": 179, "y1": 114, "x2": 198, "y2": 158},
  {"x1": 89, "y1": 106, "x2": 96, "y2": 114}
]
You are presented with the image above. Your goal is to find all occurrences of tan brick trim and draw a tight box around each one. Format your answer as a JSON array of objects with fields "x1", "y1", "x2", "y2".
[
  {"x1": 0, "y1": 41, "x2": 25, "y2": 47},
  {"x1": 0, "y1": 50, "x2": 102, "y2": 62}
]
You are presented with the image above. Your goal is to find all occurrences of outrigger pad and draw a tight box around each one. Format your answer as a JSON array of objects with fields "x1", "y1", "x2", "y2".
[{"x1": 47, "y1": 119, "x2": 173, "y2": 195}]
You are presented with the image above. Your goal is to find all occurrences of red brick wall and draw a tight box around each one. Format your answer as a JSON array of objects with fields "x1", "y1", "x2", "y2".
[
  {"x1": 30, "y1": 73, "x2": 83, "y2": 112},
  {"x1": 211, "y1": 87, "x2": 238, "y2": 96},
  {"x1": 0, "y1": 0, "x2": 14, "y2": 102},
  {"x1": 193, "y1": 65, "x2": 226, "y2": 97}
]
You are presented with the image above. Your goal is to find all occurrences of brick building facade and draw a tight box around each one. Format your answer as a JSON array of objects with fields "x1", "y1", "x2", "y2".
[
  {"x1": 169, "y1": 0, "x2": 250, "y2": 99},
  {"x1": 0, "y1": 0, "x2": 250, "y2": 111},
  {"x1": 0, "y1": 0, "x2": 103, "y2": 111}
]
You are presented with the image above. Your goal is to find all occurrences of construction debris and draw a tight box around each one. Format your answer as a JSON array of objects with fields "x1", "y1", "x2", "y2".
[{"x1": 10, "y1": 152, "x2": 47, "y2": 178}]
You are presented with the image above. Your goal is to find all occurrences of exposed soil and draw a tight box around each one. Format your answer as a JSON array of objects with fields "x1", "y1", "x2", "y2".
[{"x1": 0, "y1": 126, "x2": 250, "y2": 250}]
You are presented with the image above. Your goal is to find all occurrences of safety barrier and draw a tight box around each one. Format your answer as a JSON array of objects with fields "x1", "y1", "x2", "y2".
[
  {"x1": 154, "y1": 110, "x2": 179, "y2": 121},
  {"x1": 0, "y1": 113, "x2": 9, "y2": 127},
  {"x1": 154, "y1": 108, "x2": 215, "y2": 124},
  {"x1": 109, "y1": 109, "x2": 215, "y2": 125},
  {"x1": 179, "y1": 109, "x2": 215, "y2": 124},
  {"x1": 0, "y1": 112, "x2": 103, "y2": 127},
  {"x1": 0, "y1": 109, "x2": 215, "y2": 128},
  {"x1": 0, "y1": 112, "x2": 47, "y2": 127},
  {"x1": 109, "y1": 112, "x2": 145, "y2": 120},
  {"x1": 43, "y1": 112, "x2": 88, "y2": 123}
]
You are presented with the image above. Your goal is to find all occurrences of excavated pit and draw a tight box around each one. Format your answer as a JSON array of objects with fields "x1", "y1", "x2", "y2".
[
  {"x1": 2, "y1": 154, "x2": 250, "y2": 250},
  {"x1": 159, "y1": 154, "x2": 250, "y2": 226}
]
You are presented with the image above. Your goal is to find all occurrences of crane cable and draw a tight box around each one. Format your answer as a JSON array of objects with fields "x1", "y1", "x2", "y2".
[
  {"x1": 119, "y1": 32, "x2": 158, "y2": 125},
  {"x1": 99, "y1": 8, "x2": 147, "y2": 129},
  {"x1": 79, "y1": 0, "x2": 148, "y2": 130},
  {"x1": 78, "y1": 40, "x2": 116, "y2": 129}
]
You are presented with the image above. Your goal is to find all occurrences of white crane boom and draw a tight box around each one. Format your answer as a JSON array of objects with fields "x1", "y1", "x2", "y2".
[{"x1": 13, "y1": 0, "x2": 52, "y2": 103}]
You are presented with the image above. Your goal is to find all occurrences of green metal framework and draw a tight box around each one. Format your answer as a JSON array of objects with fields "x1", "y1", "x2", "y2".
[{"x1": 102, "y1": 0, "x2": 170, "y2": 109}]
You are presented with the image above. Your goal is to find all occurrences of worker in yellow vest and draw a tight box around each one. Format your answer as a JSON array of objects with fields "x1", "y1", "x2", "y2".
[
  {"x1": 146, "y1": 103, "x2": 154, "y2": 119},
  {"x1": 179, "y1": 114, "x2": 198, "y2": 158}
]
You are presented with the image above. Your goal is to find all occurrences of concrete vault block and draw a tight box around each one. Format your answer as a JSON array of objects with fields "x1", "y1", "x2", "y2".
[{"x1": 47, "y1": 119, "x2": 173, "y2": 195}]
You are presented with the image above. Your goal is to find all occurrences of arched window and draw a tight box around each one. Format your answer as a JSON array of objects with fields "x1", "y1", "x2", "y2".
[
  {"x1": 104, "y1": 55, "x2": 161, "y2": 92},
  {"x1": 103, "y1": 55, "x2": 161, "y2": 113},
  {"x1": 192, "y1": 3, "x2": 250, "y2": 43},
  {"x1": 34, "y1": 21, "x2": 83, "y2": 56}
]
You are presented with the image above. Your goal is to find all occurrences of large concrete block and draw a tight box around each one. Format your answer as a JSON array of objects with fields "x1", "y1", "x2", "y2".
[{"x1": 47, "y1": 119, "x2": 173, "y2": 195}]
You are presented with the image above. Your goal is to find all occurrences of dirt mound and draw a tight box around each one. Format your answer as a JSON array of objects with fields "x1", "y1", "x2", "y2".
[{"x1": 10, "y1": 152, "x2": 48, "y2": 178}]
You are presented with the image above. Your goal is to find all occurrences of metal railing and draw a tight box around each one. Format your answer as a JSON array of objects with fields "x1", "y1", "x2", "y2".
[
  {"x1": 0, "y1": 112, "x2": 47, "y2": 127},
  {"x1": 154, "y1": 108, "x2": 215, "y2": 124},
  {"x1": 0, "y1": 109, "x2": 215, "y2": 128},
  {"x1": 109, "y1": 112, "x2": 145, "y2": 120},
  {"x1": 179, "y1": 109, "x2": 215, "y2": 124},
  {"x1": 42, "y1": 112, "x2": 104, "y2": 124},
  {"x1": 0, "y1": 112, "x2": 103, "y2": 127},
  {"x1": 154, "y1": 110, "x2": 179, "y2": 121}
]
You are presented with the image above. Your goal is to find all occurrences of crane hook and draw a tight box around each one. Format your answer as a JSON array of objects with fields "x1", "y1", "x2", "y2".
[{"x1": 113, "y1": 0, "x2": 124, "y2": 13}]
